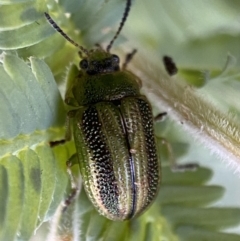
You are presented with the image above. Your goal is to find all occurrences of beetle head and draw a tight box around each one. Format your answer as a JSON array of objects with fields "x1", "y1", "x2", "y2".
[{"x1": 79, "y1": 49, "x2": 120, "y2": 75}]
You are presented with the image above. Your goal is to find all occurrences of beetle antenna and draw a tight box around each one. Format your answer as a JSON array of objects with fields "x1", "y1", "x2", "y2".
[
  {"x1": 44, "y1": 12, "x2": 89, "y2": 55},
  {"x1": 106, "y1": 0, "x2": 132, "y2": 52}
]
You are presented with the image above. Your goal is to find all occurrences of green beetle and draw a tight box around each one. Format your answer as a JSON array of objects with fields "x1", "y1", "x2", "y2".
[{"x1": 45, "y1": 0, "x2": 160, "y2": 221}]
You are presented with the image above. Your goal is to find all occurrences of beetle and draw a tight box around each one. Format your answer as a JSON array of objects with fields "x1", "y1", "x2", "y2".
[{"x1": 45, "y1": 0, "x2": 197, "y2": 221}]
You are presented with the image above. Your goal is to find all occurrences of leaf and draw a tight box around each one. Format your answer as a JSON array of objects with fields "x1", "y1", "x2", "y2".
[
  {"x1": 177, "y1": 226, "x2": 240, "y2": 241},
  {"x1": 0, "y1": 53, "x2": 69, "y2": 241},
  {"x1": 1, "y1": 0, "x2": 240, "y2": 241},
  {"x1": 0, "y1": 54, "x2": 65, "y2": 139},
  {"x1": 0, "y1": 145, "x2": 70, "y2": 241},
  {"x1": 0, "y1": 1, "x2": 43, "y2": 30}
]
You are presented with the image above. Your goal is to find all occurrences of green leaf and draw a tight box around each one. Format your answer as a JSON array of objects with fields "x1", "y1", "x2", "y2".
[
  {"x1": 0, "y1": 155, "x2": 24, "y2": 241},
  {"x1": 0, "y1": 17, "x2": 54, "y2": 49},
  {"x1": 161, "y1": 166, "x2": 212, "y2": 185},
  {"x1": 0, "y1": 0, "x2": 45, "y2": 30},
  {"x1": 0, "y1": 144, "x2": 70, "y2": 241},
  {"x1": 1, "y1": 0, "x2": 240, "y2": 241},
  {"x1": 162, "y1": 205, "x2": 240, "y2": 230},
  {"x1": 0, "y1": 53, "x2": 68, "y2": 240},
  {"x1": 0, "y1": 54, "x2": 65, "y2": 139},
  {"x1": 177, "y1": 226, "x2": 240, "y2": 241}
]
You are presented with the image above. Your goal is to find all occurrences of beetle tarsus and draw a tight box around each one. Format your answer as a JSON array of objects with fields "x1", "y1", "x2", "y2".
[
  {"x1": 62, "y1": 156, "x2": 81, "y2": 212},
  {"x1": 171, "y1": 163, "x2": 199, "y2": 172},
  {"x1": 49, "y1": 139, "x2": 66, "y2": 147}
]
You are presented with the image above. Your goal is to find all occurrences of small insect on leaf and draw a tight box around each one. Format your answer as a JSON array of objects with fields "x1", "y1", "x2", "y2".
[
  {"x1": 163, "y1": 55, "x2": 178, "y2": 76},
  {"x1": 45, "y1": 0, "x2": 195, "y2": 221}
]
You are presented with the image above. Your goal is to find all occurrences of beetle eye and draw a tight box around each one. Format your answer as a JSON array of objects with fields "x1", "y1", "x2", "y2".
[
  {"x1": 80, "y1": 59, "x2": 88, "y2": 69},
  {"x1": 112, "y1": 54, "x2": 120, "y2": 64}
]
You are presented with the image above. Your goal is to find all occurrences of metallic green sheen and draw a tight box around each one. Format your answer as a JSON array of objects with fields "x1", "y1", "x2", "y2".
[
  {"x1": 72, "y1": 97, "x2": 160, "y2": 220},
  {"x1": 67, "y1": 50, "x2": 141, "y2": 106},
  {"x1": 73, "y1": 70, "x2": 141, "y2": 106},
  {"x1": 67, "y1": 49, "x2": 160, "y2": 221}
]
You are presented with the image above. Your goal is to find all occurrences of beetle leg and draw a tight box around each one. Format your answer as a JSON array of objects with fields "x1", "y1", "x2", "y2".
[
  {"x1": 62, "y1": 153, "x2": 81, "y2": 212},
  {"x1": 65, "y1": 110, "x2": 78, "y2": 141},
  {"x1": 122, "y1": 49, "x2": 137, "y2": 69},
  {"x1": 49, "y1": 139, "x2": 66, "y2": 147},
  {"x1": 159, "y1": 137, "x2": 199, "y2": 172},
  {"x1": 64, "y1": 64, "x2": 80, "y2": 107},
  {"x1": 65, "y1": 97, "x2": 79, "y2": 107},
  {"x1": 49, "y1": 110, "x2": 77, "y2": 147}
]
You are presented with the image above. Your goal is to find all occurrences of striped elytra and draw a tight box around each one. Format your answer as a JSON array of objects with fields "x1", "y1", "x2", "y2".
[
  {"x1": 73, "y1": 96, "x2": 160, "y2": 220},
  {"x1": 45, "y1": 0, "x2": 161, "y2": 221}
]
